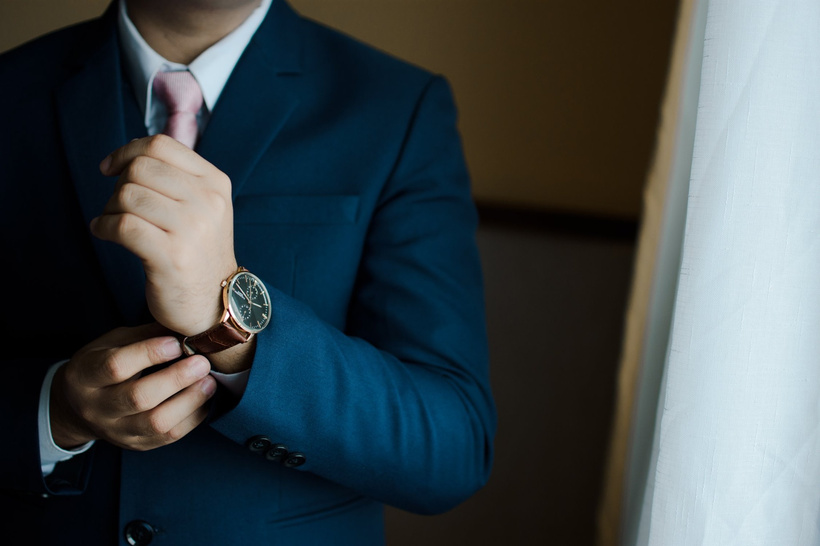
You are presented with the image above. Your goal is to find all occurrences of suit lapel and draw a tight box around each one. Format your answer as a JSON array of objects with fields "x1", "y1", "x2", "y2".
[
  {"x1": 196, "y1": 0, "x2": 304, "y2": 199},
  {"x1": 55, "y1": 4, "x2": 148, "y2": 325},
  {"x1": 53, "y1": 0, "x2": 305, "y2": 324}
]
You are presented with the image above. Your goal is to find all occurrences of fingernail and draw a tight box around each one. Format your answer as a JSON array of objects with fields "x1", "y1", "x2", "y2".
[
  {"x1": 89, "y1": 217, "x2": 98, "y2": 232},
  {"x1": 160, "y1": 337, "x2": 182, "y2": 359},
  {"x1": 188, "y1": 356, "x2": 210, "y2": 377},
  {"x1": 201, "y1": 375, "x2": 217, "y2": 396},
  {"x1": 99, "y1": 155, "x2": 112, "y2": 173}
]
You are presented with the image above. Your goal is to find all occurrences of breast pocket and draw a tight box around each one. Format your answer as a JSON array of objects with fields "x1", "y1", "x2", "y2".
[
  {"x1": 232, "y1": 195, "x2": 362, "y2": 302},
  {"x1": 234, "y1": 195, "x2": 360, "y2": 225}
]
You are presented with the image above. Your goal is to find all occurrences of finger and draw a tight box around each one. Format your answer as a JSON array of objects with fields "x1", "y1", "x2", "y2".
[
  {"x1": 120, "y1": 402, "x2": 211, "y2": 452},
  {"x1": 115, "y1": 355, "x2": 211, "y2": 415},
  {"x1": 101, "y1": 134, "x2": 213, "y2": 178},
  {"x1": 90, "y1": 212, "x2": 170, "y2": 266},
  {"x1": 113, "y1": 155, "x2": 191, "y2": 201},
  {"x1": 162, "y1": 397, "x2": 212, "y2": 445},
  {"x1": 92, "y1": 323, "x2": 173, "y2": 348},
  {"x1": 102, "y1": 181, "x2": 182, "y2": 231},
  {"x1": 122, "y1": 375, "x2": 217, "y2": 450},
  {"x1": 80, "y1": 335, "x2": 184, "y2": 388}
]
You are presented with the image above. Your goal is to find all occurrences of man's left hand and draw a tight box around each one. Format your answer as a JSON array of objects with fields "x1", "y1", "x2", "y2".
[{"x1": 91, "y1": 134, "x2": 237, "y2": 337}]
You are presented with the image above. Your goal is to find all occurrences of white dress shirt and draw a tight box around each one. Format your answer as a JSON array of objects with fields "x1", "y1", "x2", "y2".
[{"x1": 39, "y1": 0, "x2": 271, "y2": 476}]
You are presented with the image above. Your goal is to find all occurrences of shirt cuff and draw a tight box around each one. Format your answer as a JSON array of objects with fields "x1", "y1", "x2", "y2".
[
  {"x1": 210, "y1": 368, "x2": 251, "y2": 398},
  {"x1": 39, "y1": 360, "x2": 94, "y2": 477}
]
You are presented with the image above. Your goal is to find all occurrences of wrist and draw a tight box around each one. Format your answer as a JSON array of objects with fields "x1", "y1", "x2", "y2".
[
  {"x1": 176, "y1": 303, "x2": 225, "y2": 338},
  {"x1": 181, "y1": 267, "x2": 271, "y2": 360},
  {"x1": 176, "y1": 263, "x2": 239, "y2": 337},
  {"x1": 206, "y1": 335, "x2": 257, "y2": 374},
  {"x1": 49, "y1": 366, "x2": 96, "y2": 450}
]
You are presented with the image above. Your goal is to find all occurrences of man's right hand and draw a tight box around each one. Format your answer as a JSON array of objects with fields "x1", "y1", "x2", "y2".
[{"x1": 50, "y1": 323, "x2": 217, "y2": 451}]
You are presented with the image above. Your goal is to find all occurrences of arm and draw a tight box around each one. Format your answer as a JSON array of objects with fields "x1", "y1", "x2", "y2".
[
  {"x1": 20, "y1": 324, "x2": 216, "y2": 496},
  {"x1": 213, "y1": 77, "x2": 495, "y2": 514},
  {"x1": 38, "y1": 361, "x2": 94, "y2": 477},
  {"x1": 89, "y1": 77, "x2": 495, "y2": 514}
]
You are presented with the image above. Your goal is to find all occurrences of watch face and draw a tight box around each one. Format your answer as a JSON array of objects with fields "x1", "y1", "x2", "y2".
[{"x1": 226, "y1": 271, "x2": 272, "y2": 333}]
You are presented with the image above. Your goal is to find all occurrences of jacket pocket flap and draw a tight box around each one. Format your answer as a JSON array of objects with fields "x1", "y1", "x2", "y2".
[{"x1": 234, "y1": 195, "x2": 360, "y2": 225}]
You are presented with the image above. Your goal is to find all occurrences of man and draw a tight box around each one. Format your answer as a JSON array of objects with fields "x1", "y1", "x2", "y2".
[{"x1": 0, "y1": 0, "x2": 495, "y2": 544}]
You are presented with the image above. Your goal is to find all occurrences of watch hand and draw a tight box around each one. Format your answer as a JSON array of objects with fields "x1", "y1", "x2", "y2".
[
  {"x1": 250, "y1": 302, "x2": 264, "y2": 308},
  {"x1": 234, "y1": 285, "x2": 251, "y2": 302}
]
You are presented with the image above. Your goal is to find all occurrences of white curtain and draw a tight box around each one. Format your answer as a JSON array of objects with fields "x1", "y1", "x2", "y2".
[{"x1": 600, "y1": 0, "x2": 820, "y2": 544}]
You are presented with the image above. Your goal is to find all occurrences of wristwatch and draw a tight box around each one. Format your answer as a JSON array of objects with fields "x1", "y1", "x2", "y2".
[{"x1": 182, "y1": 267, "x2": 272, "y2": 355}]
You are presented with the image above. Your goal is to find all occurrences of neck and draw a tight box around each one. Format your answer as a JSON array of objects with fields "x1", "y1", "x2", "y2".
[{"x1": 126, "y1": 0, "x2": 261, "y2": 64}]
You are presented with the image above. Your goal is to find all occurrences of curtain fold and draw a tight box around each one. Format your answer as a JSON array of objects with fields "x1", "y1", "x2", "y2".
[
  {"x1": 646, "y1": 0, "x2": 820, "y2": 542},
  {"x1": 598, "y1": 0, "x2": 706, "y2": 543},
  {"x1": 600, "y1": 0, "x2": 820, "y2": 544}
]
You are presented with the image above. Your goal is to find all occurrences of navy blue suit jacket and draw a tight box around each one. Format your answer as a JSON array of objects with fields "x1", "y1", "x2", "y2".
[{"x1": 0, "y1": 1, "x2": 495, "y2": 544}]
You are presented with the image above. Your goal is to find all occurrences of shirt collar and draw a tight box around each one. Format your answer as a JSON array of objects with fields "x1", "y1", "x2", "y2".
[{"x1": 117, "y1": 0, "x2": 271, "y2": 126}]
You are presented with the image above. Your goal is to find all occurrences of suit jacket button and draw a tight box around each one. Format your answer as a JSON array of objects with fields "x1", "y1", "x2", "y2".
[
  {"x1": 265, "y1": 444, "x2": 289, "y2": 462},
  {"x1": 284, "y1": 452, "x2": 306, "y2": 468},
  {"x1": 124, "y1": 520, "x2": 155, "y2": 546},
  {"x1": 245, "y1": 435, "x2": 271, "y2": 453}
]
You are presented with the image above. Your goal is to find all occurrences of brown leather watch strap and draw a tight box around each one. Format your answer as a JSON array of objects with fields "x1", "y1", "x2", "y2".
[{"x1": 182, "y1": 322, "x2": 251, "y2": 355}]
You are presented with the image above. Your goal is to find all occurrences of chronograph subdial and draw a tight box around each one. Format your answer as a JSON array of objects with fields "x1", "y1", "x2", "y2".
[{"x1": 236, "y1": 301, "x2": 253, "y2": 321}]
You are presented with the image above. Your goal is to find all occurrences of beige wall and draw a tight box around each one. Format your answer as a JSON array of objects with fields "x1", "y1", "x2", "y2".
[{"x1": 0, "y1": 0, "x2": 678, "y2": 218}]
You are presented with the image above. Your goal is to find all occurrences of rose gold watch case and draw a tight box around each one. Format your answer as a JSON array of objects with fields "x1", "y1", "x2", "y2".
[
  {"x1": 223, "y1": 267, "x2": 272, "y2": 335},
  {"x1": 180, "y1": 267, "x2": 270, "y2": 356}
]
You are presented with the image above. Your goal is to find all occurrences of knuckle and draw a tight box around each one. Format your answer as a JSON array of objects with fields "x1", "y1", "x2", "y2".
[
  {"x1": 115, "y1": 213, "x2": 140, "y2": 237},
  {"x1": 128, "y1": 186, "x2": 153, "y2": 212},
  {"x1": 117, "y1": 182, "x2": 138, "y2": 207},
  {"x1": 146, "y1": 412, "x2": 170, "y2": 436},
  {"x1": 144, "y1": 341, "x2": 165, "y2": 365},
  {"x1": 145, "y1": 134, "x2": 170, "y2": 156},
  {"x1": 124, "y1": 386, "x2": 150, "y2": 413},
  {"x1": 124, "y1": 156, "x2": 149, "y2": 182},
  {"x1": 101, "y1": 349, "x2": 128, "y2": 382},
  {"x1": 165, "y1": 426, "x2": 185, "y2": 443},
  {"x1": 207, "y1": 191, "x2": 228, "y2": 216},
  {"x1": 216, "y1": 172, "x2": 232, "y2": 192},
  {"x1": 171, "y1": 364, "x2": 191, "y2": 391}
]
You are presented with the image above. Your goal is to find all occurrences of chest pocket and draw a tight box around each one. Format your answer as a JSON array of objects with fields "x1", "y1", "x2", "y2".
[
  {"x1": 234, "y1": 195, "x2": 360, "y2": 225},
  {"x1": 232, "y1": 195, "x2": 362, "y2": 302}
]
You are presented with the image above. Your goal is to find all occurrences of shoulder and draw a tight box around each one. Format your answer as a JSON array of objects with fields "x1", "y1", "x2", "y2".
[
  {"x1": 301, "y1": 17, "x2": 432, "y2": 83},
  {"x1": 271, "y1": 2, "x2": 438, "y2": 108},
  {"x1": 0, "y1": 15, "x2": 113, "y2": 97}
]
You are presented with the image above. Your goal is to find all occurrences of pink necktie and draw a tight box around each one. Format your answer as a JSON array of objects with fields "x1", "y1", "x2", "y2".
[{"x1": 152, "y1": 70, "x2": 203, "y2": 149}]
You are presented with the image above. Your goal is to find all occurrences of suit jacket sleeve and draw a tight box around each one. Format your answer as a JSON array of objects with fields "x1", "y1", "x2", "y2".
[{"x1": 210, "y1": 76, "x2": 496, "y2": 515}]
